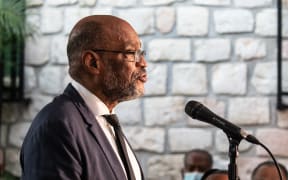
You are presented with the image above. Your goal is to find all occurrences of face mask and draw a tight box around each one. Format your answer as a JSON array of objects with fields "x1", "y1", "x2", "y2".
[{"x1": 184, "y1": 172, "x2": 204, "y2": 180}]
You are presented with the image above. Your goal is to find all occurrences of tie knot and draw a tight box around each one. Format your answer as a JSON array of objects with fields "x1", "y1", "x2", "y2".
[{"x1": 103, "y1": 114, "x2": 120, "y2": 128}]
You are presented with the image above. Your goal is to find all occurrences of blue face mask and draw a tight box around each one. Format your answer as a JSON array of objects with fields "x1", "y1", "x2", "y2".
[{"x1": 184, "y1": 172, "x2": 204, "y2": 180}]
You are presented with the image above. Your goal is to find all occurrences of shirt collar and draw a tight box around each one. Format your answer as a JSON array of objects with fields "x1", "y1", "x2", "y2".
[{"x1": 71, "y1": 80, "x2": 114, "y2": 116}]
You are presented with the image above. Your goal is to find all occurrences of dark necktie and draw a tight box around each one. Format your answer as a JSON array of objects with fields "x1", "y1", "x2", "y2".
[{"x1": 103, "y1": 114, "x2": 136, "y2": 180}]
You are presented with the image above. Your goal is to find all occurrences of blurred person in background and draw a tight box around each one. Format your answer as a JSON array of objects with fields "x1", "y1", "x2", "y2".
[
  {"x1": 182, "y1": 149, "x2": 213, "y2": 180},
  {"x1": 251, "y1": 160, "x2": 288, "y2": 180}
]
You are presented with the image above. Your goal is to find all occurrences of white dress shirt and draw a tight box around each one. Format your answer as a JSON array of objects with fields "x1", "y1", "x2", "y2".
[{"x1": 71, "y1": 80, "x2": 141, "y2": 180}]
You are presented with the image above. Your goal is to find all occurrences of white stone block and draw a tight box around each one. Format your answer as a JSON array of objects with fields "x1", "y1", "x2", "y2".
[
  {"x1": 147, "y1": 155, "x2": 183, "y2": 180},
  {"x1": 283, "y1": 40, "x2": 288, "y2": 59},
  {"x1": 148, "y1": 39, "x2": 191, "y2": 61},
  {"x1": 255, "y1": 9, "x2": 277, "y2": 36},
  {"x1": 172, "y1": 64, "x2": 207, "y2": 95},
  {"x1": 214, "y1": 9, "x2": 253, "y2": 33},
  {"x1": 228, "y1": 97, "x2": 270, "y2": 125},
  {"x1": 79, "y1": 0, "x2": 96, "y2": 6},
  {"x1": 177, "y1": 6, "x2": 209, "y2": 36},
  {"x1": 9, "y1": 123, "x2": 31, "y2": 148},
  {"x1": 98, "y1": 0, "x2": 137, "y2": 7},
  {"x1": 115, "y1": 99, "x2": 142, "y2": 125},
  {"x1": 64, "y1": 8, "x2": 91, "y2": 34},
  {"x1": 235, "y1": 38, "x2": 266, "y2": 60},
  {"x1": 234, "y1": 0, "x2": 272, "y2": 7},
  {"x1": 278, "y1": 109, "x2": 288, "y2": 128},
  {"x1": 194, "y1": 0, "x2": 230, "y2": 6},
  {"x1": 251, "y1": 62, "x2": 277, "y2": 94},
  {"x1": 215, "y1": 130, "x2": 229, "y2": 153},
  {"x1": 116, "y1": 8, "x2": 154, "y2": 35},
  {"x1": 41, "y1": 8, "x2": 63, "y2": 34},
  {"x1": 283, "y1": 10, "x2": 288, "y2": 37},
  {"x1": 124, "y1": 127, "x2": 165, "y2": 152},
  {"x1": 51, "y1": 35, "x2": 69, "y2": 64},
  {"x1": 261, "y1": 61, "x2": 288, "y2": 92},
  {"x1": 251, "y1": 62, "x2": 288, "y2": 94},
  {"x1": 39, "y1": 66, "x2": 64, "y2": 95},
  {"x1": 25, "y1": 66, "x2": 36, "y2": 93},
  {"x1": 195, "y1": 39, "x2": 231, "y2": 62},
  {"x1": 46, "y1": 0, "x2": 77, "y2": 6},
  {"x1": 143, "y1": 0, "x2": 180, "y2": 5},
  {"x1": 91, "y1": 8, "x2": 113, "y2": 15},
  {"x1": 256, "y1": 128, "x2": 288, "y2": 157},
  {"x1": 213, "y1": 156, "x2": 229, "y2": 170},
  {"x1": 5, "y1": 148, "x2": 21, "y2": 176},
  {"x1": 168, "y1": 128, "x2": 212, "y2": 152},
  {"x1": 145, "y1": 63, "x2": 167, "y2": 95},
  {"x1": 156, "y1": 7, "x2": 175, "y2": 33},
  {"x1": 26, "y1": 9, "x2": 41, "y2": 31},
  {"x1": 25, "y1": 36, "x2": 50, "y2": 65},
  {"x1": 144, "y1": 97, "x2": 186, "y2": 126},
  {"x1": 212, "y1": 63, "x2": 247, "y2": 95}
]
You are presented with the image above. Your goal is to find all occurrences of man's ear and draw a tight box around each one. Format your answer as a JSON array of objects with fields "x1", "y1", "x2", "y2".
[
  {"x1": 90, "y1": 59, "x2": 97, "y2": 68},
  {"x1": 82, "y1": 51, "x2": 100, "y2": 74}
]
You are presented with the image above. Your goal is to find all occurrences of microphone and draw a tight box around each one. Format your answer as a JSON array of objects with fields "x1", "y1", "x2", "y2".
[{"x1": 185, "y1": 100, "x2": 260, "y2": 144}]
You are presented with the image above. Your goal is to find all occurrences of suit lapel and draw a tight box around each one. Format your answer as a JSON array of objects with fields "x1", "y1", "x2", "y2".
[{"x1": 63, "y1": 84, "x2": 127, "y2": 180}]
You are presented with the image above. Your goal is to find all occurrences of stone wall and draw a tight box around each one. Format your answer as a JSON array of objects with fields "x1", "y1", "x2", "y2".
[{"x1": 1, "y1": 0, "x2": 288, "y2": 179}]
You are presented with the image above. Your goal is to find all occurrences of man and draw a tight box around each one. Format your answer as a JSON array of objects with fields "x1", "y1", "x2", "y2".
[
  {"x1": 182, "y1": 149, "x2": 213, "y2": 180},
  {"x1": 20, "y1": 15, "x2": 147, "y2": 180},
  {"x1": 251, "y1": 161, "x2": 288, "y2": 180}
]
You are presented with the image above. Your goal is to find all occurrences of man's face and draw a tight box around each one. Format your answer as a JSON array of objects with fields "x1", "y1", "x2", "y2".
[
  {"x1": 101, "y1": 56, "x2": 147, "y2": 102},
  {"x1": 99, "y1": 28, "x2": 147, "y2": 102},
  {"x1": 185, "y1": 152, "x2": 212, "y2": 173}
]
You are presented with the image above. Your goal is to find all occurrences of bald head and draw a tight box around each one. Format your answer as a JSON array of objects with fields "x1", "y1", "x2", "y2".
[
  {"x1": 252, "y1": 161, "x2": 288, "y2": 180},
  {"x1": 67, "y1": 15, "x2": 138, "y2": 79}
]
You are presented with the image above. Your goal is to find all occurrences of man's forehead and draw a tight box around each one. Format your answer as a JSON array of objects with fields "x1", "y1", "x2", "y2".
[{"x1": 123, "y1": 39, "x2": 142, "y2": 48}]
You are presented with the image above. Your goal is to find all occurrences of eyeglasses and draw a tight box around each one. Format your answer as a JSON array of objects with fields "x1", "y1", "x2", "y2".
[{"x1": 91, "y1": 49, "x2": 146, "y2": 62}]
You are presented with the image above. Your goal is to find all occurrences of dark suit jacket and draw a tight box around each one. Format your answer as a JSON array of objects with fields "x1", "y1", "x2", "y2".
[{"x1": 20, "y1": 84, "x2": 144, "y2": 180}]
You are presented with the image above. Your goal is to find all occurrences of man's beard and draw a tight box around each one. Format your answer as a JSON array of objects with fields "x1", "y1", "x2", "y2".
[{"x1": 102, "y1": 70, "x2": 144, "y2": 102}]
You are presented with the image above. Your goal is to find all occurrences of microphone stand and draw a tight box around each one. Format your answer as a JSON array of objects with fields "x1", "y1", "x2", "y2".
[{"x1": 227, "y1": 136, "x2": 241, "y2": 180}]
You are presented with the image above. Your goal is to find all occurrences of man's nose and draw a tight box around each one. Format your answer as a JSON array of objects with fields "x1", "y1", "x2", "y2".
[{"x1": 136, "y1": 56, "x2": 147, "y2": 68}]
